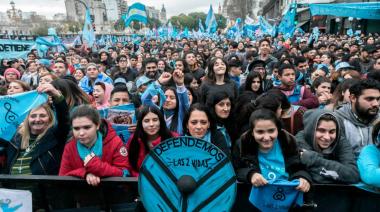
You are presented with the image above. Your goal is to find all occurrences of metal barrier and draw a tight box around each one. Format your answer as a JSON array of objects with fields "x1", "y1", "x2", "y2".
[{"x1": 0, "y1": 175, "x2": 379, "y2": 211}]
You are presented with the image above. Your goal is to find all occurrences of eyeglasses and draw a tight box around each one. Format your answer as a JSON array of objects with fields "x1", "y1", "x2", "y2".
[
  {"x1": 87, "y1": 67, "x2": 97, "y2": 71},
  {"x1": 119, "y1": 60, "x2": 128, "y2": 62}
]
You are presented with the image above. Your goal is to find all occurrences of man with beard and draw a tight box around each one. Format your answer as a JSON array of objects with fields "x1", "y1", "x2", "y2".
[
  {"x1": 335, "y1": 79, "x2": 380, "y2": 158},
  {"x1": 143, "y1": 58, "x2": 160, "y2": 80},
  {"x1": 359, "y1": 45, "x2": 376, "y2": 74}
]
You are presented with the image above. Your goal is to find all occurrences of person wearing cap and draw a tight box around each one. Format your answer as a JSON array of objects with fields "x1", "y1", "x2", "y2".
[
  {"x1": 4, "y1": 68, "x2": 21, "y2": 84},
  {"x1": 244, "y1": 59, "x2": 273, "y2": 92},
  {"x1": 335, "y1": 61, "x2": 355, "y2": 81},
  {"x1": 79, "y1": 63, "x2": 113, "y2": 95},
  {"x1": 359, "y1": 45, "x2": 376, "y2": 74},
  {"x1": 357, "y1": 120, "x2": 380, "y2": 188},
  {"x1": 299, "y1": 38, "x2": 308, "y2": 49},
  {"x1": 228, "y1": 58, "x2": 243, "y2": 87}
]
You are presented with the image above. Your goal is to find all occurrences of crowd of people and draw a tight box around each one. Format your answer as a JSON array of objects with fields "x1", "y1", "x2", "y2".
[{"x1": 1, "y1": 32, "x2": 380, "y2": 209}]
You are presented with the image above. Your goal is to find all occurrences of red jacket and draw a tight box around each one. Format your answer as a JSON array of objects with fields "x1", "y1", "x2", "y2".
[
  {"x1": 126, "y1": 132, "x2": 178, "y2": 177},
  {"x1": 59, "y1": 120, "x2": 129, "y2": 178}
]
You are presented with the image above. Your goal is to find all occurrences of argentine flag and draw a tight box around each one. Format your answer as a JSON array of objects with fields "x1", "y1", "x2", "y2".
[
  {"x1": 205, "y1": 5, "x2": 217, "y2": 33},
  {"x1": 199, "y1": 18, "x2": 205, "y2": 32},
  {"x1": 82, "y1": 8, "x2": 95, "y2": 47},
  {"x1": 123, "y1": 3, "x2": 148, "y2": 26}
]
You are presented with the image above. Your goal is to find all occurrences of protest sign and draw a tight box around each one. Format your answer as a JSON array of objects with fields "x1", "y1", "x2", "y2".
[
  {"x1": 0, "y1": 39, "x2": 36, "y2": 59},
  {"x1": 0, "y1": 91, "x2": 48, "y2": 141},
  {"x1": 249, "y1": 179, "x2": 303, "y2": 212},
  {"x1": 98, "y1": 104, "x2": 136, "y2": 144},
  {"x1": 0, "y1": 188, "x2": 32, "y2": 212},
  {"x1": 139, "y1": 136, "x2": 236, "y2": 211}
]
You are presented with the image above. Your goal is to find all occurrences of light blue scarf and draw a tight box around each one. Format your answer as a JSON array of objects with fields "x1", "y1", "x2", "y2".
[{"x1": 77, "y1": 131, "x2": 103, "y2": 160}]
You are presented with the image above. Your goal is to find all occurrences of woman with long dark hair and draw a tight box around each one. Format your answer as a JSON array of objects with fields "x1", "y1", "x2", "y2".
[
  {"x1": 206, "y1": 91, "x2": 236, "y2": 148},
  {"x1": 199, "y1": 57, "x2": 238, "y2": 104},
  {"x1": 242, "y1": 71, "x2": 264, "y2": 95},
  {"x1": 233, "y1": 109, "x2": 311, "y2": 192},
  {"x1": 126, "y1": 106, "x2": 177, "y2": 176}
]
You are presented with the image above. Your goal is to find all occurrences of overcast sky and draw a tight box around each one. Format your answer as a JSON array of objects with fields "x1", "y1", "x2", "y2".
[{"x1": 0, "y1": 0, "x2": 223, "y2": 18}]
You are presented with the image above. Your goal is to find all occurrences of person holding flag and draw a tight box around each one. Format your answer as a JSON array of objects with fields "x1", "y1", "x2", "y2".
[{"x1": 1, "y1": 83, "x2": 70, "y2": 175}]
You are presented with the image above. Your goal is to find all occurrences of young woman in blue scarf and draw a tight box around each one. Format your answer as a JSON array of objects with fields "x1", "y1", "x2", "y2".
[
  {"x1": 59, "y1": 105, "x2": 129, "y2": 186},
  {"x1": 233, "y1": 109, "x2": 311, "y2": 192}
]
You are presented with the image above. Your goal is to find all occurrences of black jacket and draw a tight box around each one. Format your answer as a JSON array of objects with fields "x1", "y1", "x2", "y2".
[
  {"x1": 5, "y1": 98, "x2": 70, "y2": 175},
  {"x1": 233, "y1": 129, "x2": 312, "y2": 184}
]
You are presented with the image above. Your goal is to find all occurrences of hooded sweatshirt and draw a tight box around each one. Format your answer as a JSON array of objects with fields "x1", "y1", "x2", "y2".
[
  {"x1": 335, "y1": 103, "x2": 378, "y2": 158},
  {"x1": 296, "y1": 110, "x2": 359, "y2": 184}
]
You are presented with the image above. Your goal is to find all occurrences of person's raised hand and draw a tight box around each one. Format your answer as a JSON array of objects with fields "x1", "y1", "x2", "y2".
[
  {"x1": 37, "y1": 83, "x2": 61, "y2": 98},
  {"x1": 173, "y1": 69, "x2": 184, "y2": 86},
  {"x1": 158, "y1": 72, "x2": 172, "y2": 85}
]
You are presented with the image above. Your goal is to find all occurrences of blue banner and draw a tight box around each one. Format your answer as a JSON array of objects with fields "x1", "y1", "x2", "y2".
[
  {"x1": 0, "y1": 39, "x2": 36, "y2": 59},
  {"x1": 0, "y1": 91, "x2": 48, "y2": 141},
  {"x1": 310, "y1": 2, "x2": 380, "y2": 20}
]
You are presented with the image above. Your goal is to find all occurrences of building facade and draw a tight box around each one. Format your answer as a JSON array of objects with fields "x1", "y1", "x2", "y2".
[{"x1": 222, "y1": 0, "x2": 265, "y2": 21}]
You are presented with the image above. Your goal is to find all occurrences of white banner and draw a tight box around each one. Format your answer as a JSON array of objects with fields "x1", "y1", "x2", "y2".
[{"x1": 0, "y1": 189, "x2": 32, "y2": 212}]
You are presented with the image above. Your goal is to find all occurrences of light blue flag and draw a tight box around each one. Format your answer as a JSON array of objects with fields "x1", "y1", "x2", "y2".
[
  {"x1": 198, "y1": 18, "x2": 205, "y2": 32},
  {"x1": 0, "y1": 91, "x2": 48, "y2": 141},
  {"x1": 205, "y1": 5, "x2": 218, "y2": 33},
  {"x1": 278, "y1": 3, "x2": 297, "y2": 39},
  {"x1": 347, "y1": 28, "x2": 353, "y2": 37},
  {"x1": 249, "y1": 179, "x2": 303, "y2": 212},
  {"x1": 181, "y1": 27, "x2": 189, "y2": 38},
  {"x1": 82, "y1": 8, "x2": 95, "y2": 47},
  {"x1": 48, "y1": 27, "x2": 57, "y2": 36},
  {"x1": 123, "y1": 2, "x2": 148, "y2": 26},
  {"x1": 259, "y1": 16, "x2": 275, "y2": 37},
  {"x1": 309, "y1": 2, "x2": 380, "y2": 20}
]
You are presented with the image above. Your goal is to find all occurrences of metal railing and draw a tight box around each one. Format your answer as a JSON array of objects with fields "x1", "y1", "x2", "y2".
[{"x1": 0, "y1": 175, "x2": 379, "y2": 211}]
